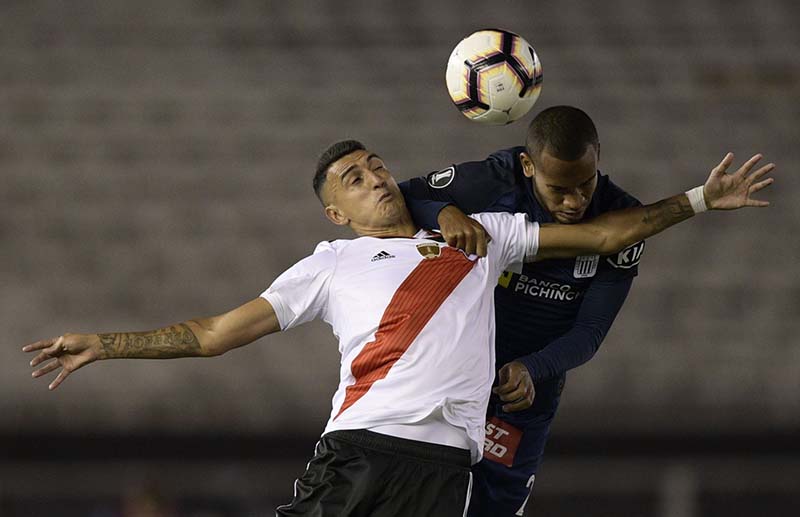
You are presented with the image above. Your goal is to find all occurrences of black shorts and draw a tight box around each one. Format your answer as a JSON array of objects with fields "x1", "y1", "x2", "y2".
[{"x1": 276, "y1": 429, "x2": 473, "y2": 517}]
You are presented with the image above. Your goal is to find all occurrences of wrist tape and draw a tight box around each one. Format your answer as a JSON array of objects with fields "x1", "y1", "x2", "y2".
[{"x1": 686, "y1": 186, "x2": 708, "y2": 213}]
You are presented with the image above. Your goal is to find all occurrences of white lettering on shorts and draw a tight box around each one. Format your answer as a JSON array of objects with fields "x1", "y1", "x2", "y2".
[{"x1": 483, "y1": 416, "x2": 522, "y2": 467}]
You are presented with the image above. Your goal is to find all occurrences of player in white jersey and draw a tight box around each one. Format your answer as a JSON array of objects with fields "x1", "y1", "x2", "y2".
[{"x1": 24, "y1": 140, "x2": 773, "y2": 516}]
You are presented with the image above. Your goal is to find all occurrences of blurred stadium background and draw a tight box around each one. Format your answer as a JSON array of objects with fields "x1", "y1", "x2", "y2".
[{"x1": 2, "y1": 0, "x2": 798, "y2": 515}]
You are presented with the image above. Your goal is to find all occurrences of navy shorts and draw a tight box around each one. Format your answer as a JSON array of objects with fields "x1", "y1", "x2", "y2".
[{"x1": 468, "y1": 410, "x2": 555, "y2": 517}]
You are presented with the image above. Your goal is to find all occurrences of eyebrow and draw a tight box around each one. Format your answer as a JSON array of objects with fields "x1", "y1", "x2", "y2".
[
  {"x1": 340, "y1": 153, "x2": 381, "y2": 183},
  {"x1": 547, "y1": 172, "x2": 596, "y2": 189}
]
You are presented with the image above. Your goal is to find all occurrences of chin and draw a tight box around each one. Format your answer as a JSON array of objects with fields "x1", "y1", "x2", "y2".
[{"x1": 556, "y1": 213, "x2": 584, "y2": 224}]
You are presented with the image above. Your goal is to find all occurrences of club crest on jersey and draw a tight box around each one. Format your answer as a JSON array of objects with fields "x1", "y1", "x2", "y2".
[
  {"x1": 426, "y1": 166, "x2": 455, "y2": 189},
  {"x1": 416, "y1": 243, "x2": 441, "y2": 259},
  {"x1": 607, "y1": 241, "x2": 645, "y2": 269},
  {"x1": 573, "y1": 255, "x2": 599, "y2": 278}
]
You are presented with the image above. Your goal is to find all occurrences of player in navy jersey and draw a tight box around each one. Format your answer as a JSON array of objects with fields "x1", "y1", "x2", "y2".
[{"x1": 400, "y1": 106, "x2": 671, "y2": 516}]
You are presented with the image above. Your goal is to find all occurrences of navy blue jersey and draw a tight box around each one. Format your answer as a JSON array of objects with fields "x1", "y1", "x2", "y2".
[{"x1": 399, "y1": 146, "x2": 643, "y2": 416}]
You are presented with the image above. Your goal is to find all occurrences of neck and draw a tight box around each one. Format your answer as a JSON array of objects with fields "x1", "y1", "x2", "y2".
[{"x1": 351, "y1": 213, "x2": 419, "y2": 238}]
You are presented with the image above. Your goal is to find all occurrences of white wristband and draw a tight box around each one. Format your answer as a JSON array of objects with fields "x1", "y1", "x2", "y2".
[{"x1": 686, "y1": 186, "x2": 708, "y2": 213}]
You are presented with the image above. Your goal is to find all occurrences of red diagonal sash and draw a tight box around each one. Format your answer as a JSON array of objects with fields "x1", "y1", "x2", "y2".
[{"x1": 335, "y1": 247, "x2": 476, "y2": 419}]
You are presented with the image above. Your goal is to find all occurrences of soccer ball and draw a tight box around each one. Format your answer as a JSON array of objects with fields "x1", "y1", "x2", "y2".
[{"x1": 445, "y1": 29, "x2": 543, "y2": 125}]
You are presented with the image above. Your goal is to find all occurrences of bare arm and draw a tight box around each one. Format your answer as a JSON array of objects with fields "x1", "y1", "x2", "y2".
[
  {"x1": 536, "y1": 193, "x2": 694, "y2": 260},
  {"x1": 535, "y1": 153, "x2": 774, "y2": 261},
  {"x1": 24, "y1": 297, "x2": 279, "y2": 390}
]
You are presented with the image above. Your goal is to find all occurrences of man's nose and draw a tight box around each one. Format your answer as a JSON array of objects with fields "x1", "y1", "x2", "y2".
[
  {"x1": 367, "y1": 170, "x2": 386, "y2": 188},
  {"x1": 562, "y1": 192, "x2": 585, "y2": 210}
]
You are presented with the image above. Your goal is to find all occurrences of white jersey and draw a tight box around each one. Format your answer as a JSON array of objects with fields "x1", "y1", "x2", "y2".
[{"x1": 261, "y1": 212, "x2": 539, "y2": 463}]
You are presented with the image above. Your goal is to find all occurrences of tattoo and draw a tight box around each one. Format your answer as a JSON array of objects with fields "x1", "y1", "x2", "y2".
[
  {"x1": 97, "y1": 323, "x2": 201, "y2": 359},
  {"x1": 641, "y1": 195, "x2": 695, "y2": 232}
]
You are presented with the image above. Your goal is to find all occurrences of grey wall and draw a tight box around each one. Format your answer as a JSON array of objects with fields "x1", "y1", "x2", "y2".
[{"x1": 3, "y1": 0, "x2": 799, "y2": 438}]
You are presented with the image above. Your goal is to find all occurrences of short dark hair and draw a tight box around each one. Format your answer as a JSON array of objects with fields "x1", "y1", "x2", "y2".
[
  {"x1": 525, "y1": 106, "x2": 599, "y2": 163},
  {"x1": 313, "y1": 139, "x2": 366, "y2": 204}
]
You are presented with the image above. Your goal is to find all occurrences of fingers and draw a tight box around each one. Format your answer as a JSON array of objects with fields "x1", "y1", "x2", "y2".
[
  {"x1": 497, "y1": 381, "x2": 526, "y2": 402},
  {"x1": 501, "y1": 383, "x2": 535, "y2": 412},
  {"x1": 462, "y1": 233, "x2": 476, "y2": 256},
  {"x1": 493, "y1": 366, "x2": 528, "y2": 402},
  {"x1": 445, "y1": 225, "x2": 488, "y2": 257},
  {"x1": 470, "y1": 221, "x2": 489, "y2": 257},
  {"x1": 22, "y1": 337, "x2": 57, "y2": 353},
  {"x1": 32, "y1": 360, "x2": 61, "y2": 378},
  {"x1": 29, "y1": 336, "x2": 66, "y2": 367},
  {"x1": 745, "y1": 161, "x2": 774, "y2": 207},
  {"x1": 750, "y1": 177, "x2": 774, "y2": 193},
  {"x1": 496, "y1": 363, "x2": 512, "y2": 387},
  {"x1": 476, "y1": 232, "x2": 488, "y2": 258},
  {"x1": 734, "y1": 153, "x2": 763, "y2": 178},
  {"x1": 502, "y1": 395, "x2": 534, "y2": 412},
  {"x1": 49, "y1": 368, "x2": 72, "y2": 391},
  {"x1": 493, "y1": 377, "x2": 520, "y2": 397},
  {"x1": 746, "y1": 163, "x2": 775, "y2": 184},
  {"x1": 746, "y1": 177, "x2": 773, "y2": 207},
  {"x1": 711, "y1": 152, "x2": 735, "y2": 177}
]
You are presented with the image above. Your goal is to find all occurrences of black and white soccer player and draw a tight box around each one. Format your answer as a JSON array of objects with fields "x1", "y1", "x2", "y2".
[
  {"x1": 399, "y1": 106, "x2": 770, "y2": 516},
  {"x1": 24, "y1": 140, "x2": 772, "y2": 516}
]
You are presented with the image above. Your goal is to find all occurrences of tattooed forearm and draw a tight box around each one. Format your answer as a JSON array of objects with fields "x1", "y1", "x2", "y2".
[
  {"x1": 641, "y1": 195, "x2": 695, "y2": 233},
  {"x1": 97, "y1": 323, "x2": 202, "y2": 359}
]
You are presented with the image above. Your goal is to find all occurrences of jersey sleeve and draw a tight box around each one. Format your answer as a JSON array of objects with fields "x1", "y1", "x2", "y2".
[
  {"x1": 259, "y1": 241, "x2": 336, "y2": 331},
  {"x1": 398, "y1": 147, "x2": 521, "y2": 230},
  {"x1": 469, "y1": 212, "x2": 539, "y2": 274},
  {"x1": 518, "y1": 276, "x2": 634, "y2": 381}
]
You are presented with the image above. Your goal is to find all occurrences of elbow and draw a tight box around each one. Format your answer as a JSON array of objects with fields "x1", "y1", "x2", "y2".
[
  {"x1": 597, "y1": 230, "x2": 622, "y2": 255},
  {"x1": 598, "y1": 228, "x2": 636, "y2": 256},
  {"x1": 200, "y1": 343, "x2": 225, "y2": 357},
  {"x1": 187, "y1": 318, "x2": 225, "y2": 357}
]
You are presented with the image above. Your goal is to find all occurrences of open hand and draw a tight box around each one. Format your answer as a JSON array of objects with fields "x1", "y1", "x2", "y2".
[
  {"x1": 492, "y1": 361, "x2": 535, "y2": 412},
  {"x1": 704, "y1": 153, "x2": 775, "y2": 210},
  {"x1": 23, "y1": 334, "x2": 100, "y2": 390},
  {"x1": 438, "y1": 205, "x2": 491, "y2": 257}
]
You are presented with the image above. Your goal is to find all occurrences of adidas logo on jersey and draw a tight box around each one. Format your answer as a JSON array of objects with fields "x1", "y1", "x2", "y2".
[{"x1": 371, "y1": 250, "x2": 396, "y2": 262}]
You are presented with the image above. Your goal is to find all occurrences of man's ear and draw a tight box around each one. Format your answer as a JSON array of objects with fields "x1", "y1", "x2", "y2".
[
  {"x1": 325, "y1": 205, "x2": 349, "y2": 226},
  {"x1": 519, "y1": 151, "x2": 536, "y2": 179}
]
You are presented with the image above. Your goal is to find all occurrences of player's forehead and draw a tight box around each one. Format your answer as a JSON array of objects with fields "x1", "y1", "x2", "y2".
[
  {"x1": 535, "y1": 146, "x2": 597, "y2": 187},
  {"x1": 328, "y1": 150, "x2": 383, "y2": 178}
]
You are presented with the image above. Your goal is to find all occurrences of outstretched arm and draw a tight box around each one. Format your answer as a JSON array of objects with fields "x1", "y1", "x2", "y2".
[
  {"x1": 23, "y1": 297, "x2": 279, "y2": 390},
  {"x1": 534, "y1": 153, "x2": 774, "y2": 261}
]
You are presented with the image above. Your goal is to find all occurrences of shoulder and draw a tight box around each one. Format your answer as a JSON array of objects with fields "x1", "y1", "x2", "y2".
[
  {"x1": 289, "y1": 240, "x2": 341, "y2": 271},
  {"x1": 429, "y1": 146, "x2": 524, "y2": 190},
  {"x1": 594, "y1": 172, "x2": 642, "y2": 211},
  {"x1": 483, "y1": 146, "x2": 526, "y2": 172}
]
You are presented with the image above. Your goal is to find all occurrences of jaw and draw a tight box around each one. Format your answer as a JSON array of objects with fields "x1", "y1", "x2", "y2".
[{"x1": 349, "y1": 202, "x2": 418, "y2": 238}]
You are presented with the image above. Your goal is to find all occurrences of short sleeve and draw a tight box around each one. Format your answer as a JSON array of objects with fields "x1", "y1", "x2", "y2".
[
  {"x1": 260, "y1": 241, "x2": 337, "y2": 330},
  {"x1": 470, "y1": 212, "x2": 539, "y2": 273}
]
